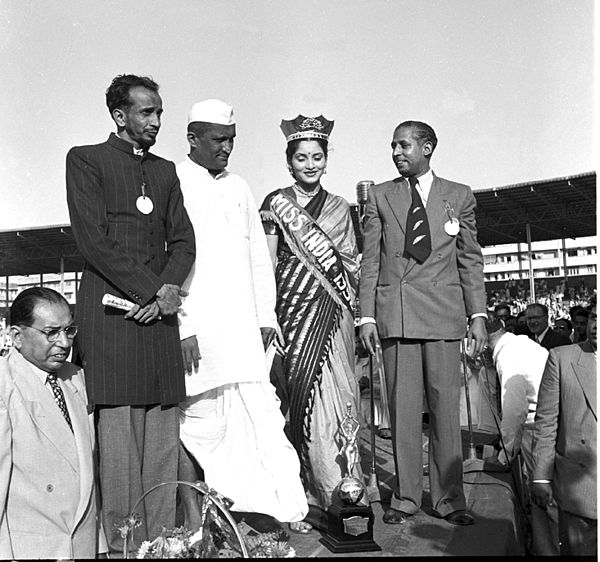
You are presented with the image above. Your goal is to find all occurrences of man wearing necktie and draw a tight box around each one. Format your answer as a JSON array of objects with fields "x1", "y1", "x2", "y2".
[
  {"x1": 0, "y1": 288, "x2": 106, "y2": 559},
  {"x1": 359, "y1": 121, "x2": 487, "y2": 526}
]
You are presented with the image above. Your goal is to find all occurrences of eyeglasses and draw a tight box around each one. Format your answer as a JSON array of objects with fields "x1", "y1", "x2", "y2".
[{"x1": 25, "y1": 325, "x2": 78, "y2": 342}]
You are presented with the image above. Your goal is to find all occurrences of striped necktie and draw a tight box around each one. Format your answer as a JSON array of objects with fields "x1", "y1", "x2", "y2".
[
  {"x1": 46, "y1": 374, "x2": 73, "y2": 432},
  {"x1": 404, "y1": 177, "x2": 432, "y2": 263}
]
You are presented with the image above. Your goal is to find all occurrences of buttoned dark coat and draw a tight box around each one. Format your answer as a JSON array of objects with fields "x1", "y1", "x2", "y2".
[{"x1": 66, "y1": 134, "x2": 195, "y2": 406}]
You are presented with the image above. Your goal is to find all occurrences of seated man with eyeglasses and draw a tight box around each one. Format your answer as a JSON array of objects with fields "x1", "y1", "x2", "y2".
[{"x1": 0, "y1": 287, "x2": 107, "y2": 559}]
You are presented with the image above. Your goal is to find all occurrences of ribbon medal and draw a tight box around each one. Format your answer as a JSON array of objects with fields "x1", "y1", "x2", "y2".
[
  {"x1": 443, "y1": 201, "x2": 459, "y2": 236},
  {"x1": 136, "y1": 183, "x2": 154, "y2": 215},
  {"x1": 444, "y1": 218, "x2": 460, "y2": 236}
]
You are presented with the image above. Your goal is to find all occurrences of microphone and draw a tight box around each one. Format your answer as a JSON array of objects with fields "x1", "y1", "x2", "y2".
[
  {"x1": 356, "y1": 180, "x2": 374, "y2": 226},
  {"x1": 356, "y1": 180, "x2": 373, "y2": 205}
]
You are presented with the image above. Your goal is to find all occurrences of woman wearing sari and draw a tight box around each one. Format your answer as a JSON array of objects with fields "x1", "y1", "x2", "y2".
[{"x1": 260, "y1": 115, "x2": 364, "y2": 533}]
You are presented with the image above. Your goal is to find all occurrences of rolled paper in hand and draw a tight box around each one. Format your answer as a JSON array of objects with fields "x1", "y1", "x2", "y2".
[{"x1": 102, "y1": 293, "x2": 135, "y2": 311}]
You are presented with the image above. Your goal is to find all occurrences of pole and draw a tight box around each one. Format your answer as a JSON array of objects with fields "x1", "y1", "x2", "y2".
[
  {"x1": 60, "y1": 255, "x2": 65, "y2": 296},
  {"x1": 561, "y1": 237, "x2": 568, "y2": 289},
  {"x1": 526, "y1": 223, "x2": 535, "y2": 302},
  {"x1": 461, "y1": 339, "x2": 477, "y2": 460},
  {"x1": 366, "y1": 353, "x2": 381, "y2": 501}
]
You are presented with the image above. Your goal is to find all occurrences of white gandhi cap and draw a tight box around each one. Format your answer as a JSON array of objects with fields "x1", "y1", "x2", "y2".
[{"x1": 187, "y1": 99, "x2": 235, "y2": 125}]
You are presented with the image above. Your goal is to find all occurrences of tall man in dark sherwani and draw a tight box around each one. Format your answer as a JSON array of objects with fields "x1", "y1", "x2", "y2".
[{"x1": 66, "y1": 74, "x2": 195, "y2": 554}]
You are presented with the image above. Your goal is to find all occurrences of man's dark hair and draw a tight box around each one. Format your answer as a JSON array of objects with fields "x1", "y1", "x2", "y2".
[
  {"x1": 485, "y1": 313, "x2": 505, "y2": 334},
  {"x1": 10, "y1": 287, "x2": 69, "y2": 326},
  {"x1": 396, "y1": 120, "x2": 438, "y2": 153},
  {"x1": 569, "y1": 305, "x2": 584, "y2": 320},
  {"x1": 494, "y1": 302, "x2": 511, "y2": 315},
  {"x1": 574, "y1": 308, "x2": 590, "y2": 320},
  {"x1": 555, "y1": 317, "x2": 573, "y2": 330},
  {"x1": 106, "y1": 74, "x2": 159, "y2": 115},
  {"x1": 526, "y1": 302, "x2": 548, "y2": 317}
]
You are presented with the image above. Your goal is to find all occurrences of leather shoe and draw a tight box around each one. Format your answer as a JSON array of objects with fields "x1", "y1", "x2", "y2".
[
  {"x1": 382, "y1": 508, "x2": 412, "y2": 524},
  {"x1": 444, "y1": 510, "x2": 474, "y2": 526}
]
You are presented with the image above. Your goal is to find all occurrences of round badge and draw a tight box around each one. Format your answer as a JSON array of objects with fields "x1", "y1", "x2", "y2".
[
  {"x1": 136, "y1": 196, "x2": 154, "y2": 215},
  {"x1": 444, "y1": 218, "x2": 460, "y2": 236}
]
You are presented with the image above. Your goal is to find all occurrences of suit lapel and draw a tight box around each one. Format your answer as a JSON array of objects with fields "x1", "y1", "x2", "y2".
[
  {"x1": 572, "y1": 343, "x2": 597, "y2": 419},
  {"x1": 9, "y1": 352, "x2": 79, "y2": 472},
  {"x1": 62, "y1": 373, "x2": 95, "y2": 526},
  {"x1": 384, "y1": 178, "x2": 411, "y2": 234},
  {"x1": 427, "y1": 175, "x2": 454, "y2": 241}
]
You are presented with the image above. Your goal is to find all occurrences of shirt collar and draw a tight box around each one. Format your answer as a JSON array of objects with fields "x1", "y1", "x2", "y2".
[
  {"x1": 403, "y1": 168, "x2": 434, "y2": 198},
  {"x1": 186, "y1": 156, "x2": 229, "y2": 180}
]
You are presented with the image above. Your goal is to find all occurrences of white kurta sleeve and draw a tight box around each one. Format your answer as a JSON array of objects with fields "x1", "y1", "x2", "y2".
[
  {"x1": 244, "y1": 183, "x2": 277, "y2": 328},
  {"x1": 497, "y1": 359, "x2": 529, "y2": 463},
  {"x1": 178, "y1": 262, "x2": 197, "y2": 341}
]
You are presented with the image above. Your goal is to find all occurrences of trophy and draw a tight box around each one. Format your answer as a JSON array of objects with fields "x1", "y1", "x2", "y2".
[{"x1": 320, "y1": 403, "x2": 381, "y2": 553}]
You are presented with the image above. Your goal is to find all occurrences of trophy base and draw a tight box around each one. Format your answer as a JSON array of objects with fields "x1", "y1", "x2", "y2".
[{"x1": 320, "y1": 503, "x2": 381, "y2": 553}]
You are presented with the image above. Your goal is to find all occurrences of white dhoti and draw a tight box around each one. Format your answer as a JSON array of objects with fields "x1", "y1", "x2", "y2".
[{"x1": 179, "y1": 380, "x2": 308, "y2": 523}]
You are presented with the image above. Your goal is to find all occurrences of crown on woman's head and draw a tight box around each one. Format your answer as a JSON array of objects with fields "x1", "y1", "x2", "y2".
[{"x1": 280, "y1": 115, "x2": 334, "y2": 142}]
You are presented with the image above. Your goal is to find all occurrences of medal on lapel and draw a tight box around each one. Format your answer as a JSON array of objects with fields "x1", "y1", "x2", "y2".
[
  {"x1": 443, "y1": 201, "x2": 459, "y2": 236},
  {"x1": 136, "y1": 182, "x2": 154, "y2": 215}
]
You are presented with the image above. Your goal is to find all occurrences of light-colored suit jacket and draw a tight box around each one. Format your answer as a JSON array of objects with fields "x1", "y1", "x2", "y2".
[
  {"x1": 0, "y1": 350, "x2": 106, "y2": 559},
  {"x1": 533, "y1": 341, "x2": 597, "y2": 519},
  {"x1": 359, "y1": 173, "x2": 486, "y2": 339}
]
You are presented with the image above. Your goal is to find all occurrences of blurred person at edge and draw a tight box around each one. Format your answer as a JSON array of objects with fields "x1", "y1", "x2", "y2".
[
  {"x1": 553, "y1": 318, "x2": 573, "y2": 341},
  {"x1": 572, "y1": 308, "x2": 589, "y2": 343},
  {"x1": 532, "y1": 302, "x2": 597, "y2": 557}
]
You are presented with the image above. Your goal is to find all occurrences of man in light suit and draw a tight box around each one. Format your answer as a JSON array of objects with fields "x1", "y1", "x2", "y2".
[
  {"x1": 0, "y1": 288, "x2": 106, "y2": 559},
  {"x1": 359, "y1": 121, "x2": 487, "y2": 526},
  {"x1": 532, "y1": 303, "x2": 597, "y2": 556}
]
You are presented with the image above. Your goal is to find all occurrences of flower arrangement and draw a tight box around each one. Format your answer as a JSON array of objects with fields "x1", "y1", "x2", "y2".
[
  {"x1": 134, "y1": 523, "x2": 295, "y2": 558},
  {"x1": 115, "y1": 481, "x2": 295, "y2": 559}
]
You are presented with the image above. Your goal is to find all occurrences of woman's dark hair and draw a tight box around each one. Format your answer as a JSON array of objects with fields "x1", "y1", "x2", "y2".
[
  {"x1": 10, "y1": 287, "x2": 68, "y2": 326},
  {"x1": 105, "y1": 74, "x2": 159, "y2": 115},
  {"x1": 285, "y1": 137, "x2": 328, "y2": 165}
]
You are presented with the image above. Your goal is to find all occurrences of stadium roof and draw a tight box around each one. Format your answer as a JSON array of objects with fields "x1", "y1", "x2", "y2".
[
  {"x1": 0, "y1": 224, "x2": 83, "y2": 277},
  {"x1": 473, "y1": 171, "x2": 596, "y2": 246},
  {"x1": 0, "y1": 172, "x2": 596, "y2": 277}
]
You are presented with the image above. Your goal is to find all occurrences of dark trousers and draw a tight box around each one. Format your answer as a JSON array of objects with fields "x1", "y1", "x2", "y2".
[
  {"x1": 381, "y1": 338, "x2": 466, "y2": 517},
  {"x1": 97, "y1": 404, "x2": 179, "y2": 553}
]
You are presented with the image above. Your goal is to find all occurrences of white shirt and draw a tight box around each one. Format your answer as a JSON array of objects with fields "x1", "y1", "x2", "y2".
[
  {"x1": 410, "y1": 168, "x2": 434, "y2": 206},
  {"x1": 177, "y1": 158, "x2": 277, "y2": 396},
  {"x1": 492, "y1": 332, "x2": 548, "y2": 458}
]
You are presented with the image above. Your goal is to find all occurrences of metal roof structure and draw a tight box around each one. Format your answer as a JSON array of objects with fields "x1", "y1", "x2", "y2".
[
  {"x1": 0, "y1": 172, "x2": 595, "y2": 278},
  {"x1": 473, "y1": 171, "x2": 596, "y2": 246},
  {"x1": 0, "y1": 224, "x2": 83, "y2": 277}
]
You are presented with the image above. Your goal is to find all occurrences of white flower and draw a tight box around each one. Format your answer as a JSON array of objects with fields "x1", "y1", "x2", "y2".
[{"x1": 136, "y1": 541, "x2": 151, "y2": 558}]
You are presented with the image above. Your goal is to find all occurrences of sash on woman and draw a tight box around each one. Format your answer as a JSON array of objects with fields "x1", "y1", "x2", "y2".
[{"x1": 265, "y1": 190, "x2": 354, "y2": 477}]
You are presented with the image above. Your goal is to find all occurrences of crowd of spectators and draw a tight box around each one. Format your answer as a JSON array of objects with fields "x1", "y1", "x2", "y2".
[{"x1": 486, "y1": 278, "x2": 595, "y2": 326}]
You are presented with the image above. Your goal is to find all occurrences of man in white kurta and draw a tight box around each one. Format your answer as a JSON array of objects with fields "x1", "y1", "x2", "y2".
[{"x1": 177, "y1": 99, "x2": 307, "y2": 525}]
